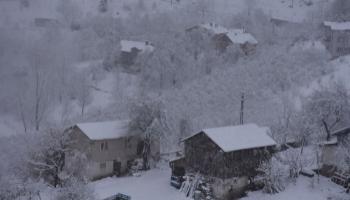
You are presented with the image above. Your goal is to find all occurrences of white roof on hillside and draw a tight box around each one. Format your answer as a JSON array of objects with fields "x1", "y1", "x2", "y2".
[
  {"x1": 76, "y1": 120, "x2": 130, "y2": 140},
  {"x1": 184, "y1": 123, "x2": 276, "y2": 152},
  {"x1": 120, "y1": 40, "x2": 154, "y2": 53},
  {"x1": 200, "y1": 23, "x2": 258, "y2": 44},
  {"x1": 227, "y1": 30, "x2": 258, "y2": 44},
  {"x1": 324, "y1": 21, "x2": 350, "y2": 30}
]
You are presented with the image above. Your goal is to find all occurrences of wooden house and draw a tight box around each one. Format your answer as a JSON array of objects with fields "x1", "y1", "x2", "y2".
[
  {"x1": 172, "y1": 123, "x2": 276, "y2": 199},
  {"x1": 186, "y1": 23, "x2": 258, "y2": 55},
  {"x1": 65, "y1": 120, "x2": 160, "y2": 180},
  {"x1": 323, "y1": 21, "x2": 350, "y2": 58}
]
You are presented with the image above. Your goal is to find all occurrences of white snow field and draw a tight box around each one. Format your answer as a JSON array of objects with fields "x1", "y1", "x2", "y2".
[
  {"x1": 243, "y1": 176, "x2": 348, "y2": 200},
  {"x1": 91, "y1": 168, "x2": 189, "y2": 200},
  {"x1": 91, "y1": 168, "x2": 348, "y2": 200}
]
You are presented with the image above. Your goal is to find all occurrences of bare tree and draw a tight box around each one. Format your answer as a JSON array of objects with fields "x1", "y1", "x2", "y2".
[
  {"x1": 129, "y1": 98, "x2": 166, "y2": 169},
  {"x1": 300, "y1": 83, "x2": 350, "y2": 142}
]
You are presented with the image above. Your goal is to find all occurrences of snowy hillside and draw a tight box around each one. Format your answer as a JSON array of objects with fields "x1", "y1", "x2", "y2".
[{"x1": 1, "y1": 0, "x2": 350, "y2": 200}]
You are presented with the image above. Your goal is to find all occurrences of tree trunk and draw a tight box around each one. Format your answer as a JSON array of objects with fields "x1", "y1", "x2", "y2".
[{"x1": 322, "y1": 119, "x2": 331, "y2": 141}]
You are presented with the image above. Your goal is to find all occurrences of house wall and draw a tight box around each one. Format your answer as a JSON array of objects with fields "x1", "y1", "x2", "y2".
[
  {"x1": 120, "y1": 49, "x2": 140, "y2": 67},
  {"x1": 325, "y1": 27, "x2": 350, "y2": 57},
  {"x1": 211, "y1": 176, "x2": 249, "y2": 200},
  {"x1": 321, "y1": 134, "x2": 350, "y2": 170},
  {"x1": 184, "y1": 132, "x2": 273, "y2": 179},
  {"x1": 321, "y1": 145, "x2": 338, "y2": 166},
  {"x1": 241, "y1": 43, "x2": 257, "y2": 55},
  {"x1": 212, "y1": 33, "x2": 232, "y2": 52},
  {"x1": 66, "y1": 126, "x2": 143, "y2": 180}
]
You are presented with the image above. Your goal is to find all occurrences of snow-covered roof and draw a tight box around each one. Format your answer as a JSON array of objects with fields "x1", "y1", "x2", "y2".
[
  {"x1": 120, "y1": 40, "x2": 154, "y2": 53},
  {"x1": 318, "y1": 137, "x2": 338, "y2": 146},
  {"x1": 324, "y1": 21, "x2": 350, "y2": 31},
  {"x1": 184, "y1": 123, "x2": 276, "y2": 152},
  {"x1": 331, "y1": 126, "x2": 350, "y2": 136},
  {"x1": 200, "y1": 23, "x2": 229, "y2": 34},
  {"x1": 76, "y1": 120, "x2": 130, "y2": 140},
  {"x1": 227, "y1": 30, "x2": 258, "y2": 44},
  {"x1": 199, "y1": 23, "x2": 258, "y2": 44}
]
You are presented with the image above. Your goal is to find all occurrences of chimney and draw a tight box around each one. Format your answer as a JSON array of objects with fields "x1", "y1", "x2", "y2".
[{"x1": 239, "y1": 93, "x2": 244, "y2": 125}]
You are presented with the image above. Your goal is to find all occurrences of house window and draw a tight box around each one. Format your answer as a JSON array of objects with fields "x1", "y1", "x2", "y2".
[
  {"x1": 100, "y1": 162, "x2": 106, "y2": 170},
  {"x1": 100, "y1": 141, "x2": 108, "y2": 151}
]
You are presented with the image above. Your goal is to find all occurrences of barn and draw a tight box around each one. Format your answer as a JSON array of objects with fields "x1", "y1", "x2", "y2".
[{"x1": 172, "y1": 123, "x2": 277, "y2": 199}]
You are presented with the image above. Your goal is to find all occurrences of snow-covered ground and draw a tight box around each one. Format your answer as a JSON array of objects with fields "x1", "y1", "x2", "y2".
[
  {"x1": 243, "y1": 176, "x2": 348, "y2": 200},
  {"x1": 91, "y1": 168, "x2": 188, "y2": 200},
  {"x1": 0, "y1": 115, "x2": 22, "y2": 137},
  {"x1": 91, "y1": 168, "x2": 348, "y2": 200}
]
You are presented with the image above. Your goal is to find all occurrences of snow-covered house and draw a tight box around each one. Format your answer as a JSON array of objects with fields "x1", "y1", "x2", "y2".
[
  {"x1": 320, "y1": 126, "x2": 350, "y2": 171},
  {"x1": 65, "y1": 120, "x2": 159, "y2": 180},
  {"x1": 175, "y1": 123, "x2": 276, "y2": 199},
  {"x1": 186, "y1": 23, "x2": 258, "y2": 55},
  {"x1": 323, "y1": 21, "x2": 350, "y2": 58},
  {"x1": 119, "y1": 40, "x2": 154, "y2": 68}
]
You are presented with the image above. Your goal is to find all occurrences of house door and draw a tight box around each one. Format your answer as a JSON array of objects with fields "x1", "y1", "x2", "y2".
[{"x1": 113, "y1": 160, "x2": 121, "y2": 176}]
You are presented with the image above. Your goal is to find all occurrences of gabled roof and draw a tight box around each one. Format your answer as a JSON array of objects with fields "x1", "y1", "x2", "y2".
[
  {"x1": 199, "y1": 23, "x2": 258, "y2": 44},
  {"x1": 120, "y1": 40, "x2": 154, "y2": 53},
  {"x1": 332, "y1": 126, "x2": 350, "y2": 136},
  {"x1": 183, "y1": 123, "x2": 276, "y2": 152},
  {"x1": 324, "y1": 21, "x2": 350, "y2": 31},
  {"x1": 76, "y1": 120, "x2": 130, "y2": 140}
]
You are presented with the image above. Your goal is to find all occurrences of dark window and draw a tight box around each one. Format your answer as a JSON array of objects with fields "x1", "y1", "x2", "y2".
[
  {"x1": 100, "y1": 141, "x2": 108, "y2": 151},
  {"x1": 137, "y1": 141, "x2": 144, "y2": 156},
  {"x1": 100, "y1": 162, "x2": 106, "y2": 170}
]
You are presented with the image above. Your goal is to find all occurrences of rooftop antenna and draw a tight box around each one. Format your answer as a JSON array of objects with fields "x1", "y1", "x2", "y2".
[{"x1": 239, "y1": 93, "x2": 245, "y2": 125}]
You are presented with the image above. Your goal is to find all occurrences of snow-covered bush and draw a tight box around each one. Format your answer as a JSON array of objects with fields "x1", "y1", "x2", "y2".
[
  {"x1": 55, "y1": 178, "x2": 95, "y2": 200},
  {"x1": 258, "y1": 157, "x2": 288, "y2": 194}
]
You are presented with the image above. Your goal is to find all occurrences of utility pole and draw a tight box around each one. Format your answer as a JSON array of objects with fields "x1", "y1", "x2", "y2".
[{"x1": 240, "y1": 93, "x2": 245, "y2": 125}]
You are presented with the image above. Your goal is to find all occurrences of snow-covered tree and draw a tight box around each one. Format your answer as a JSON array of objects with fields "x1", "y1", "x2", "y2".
[
  {"x1": 258, "y1": 157, "x2": 288, "y2": 194},
  {"x1": 55, "y1": 178, "x2": 95, "y2": 200},
  {"x1": 129, "y1": 98, "x2": 167, "y2": 169},
  {"x1": 299, "y1": 82, "x2": 350, "y2": 142}
]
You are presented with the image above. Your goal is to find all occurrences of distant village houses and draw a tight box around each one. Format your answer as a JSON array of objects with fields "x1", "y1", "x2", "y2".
[
  {"x1": 118, "y1": 40, "x2": 154, "y2": 72},
  {"x1": 323, "y1": 21, "x2": 350, "y2": 58},
  {"x1": 171, "y1": 123, "x2": 277, "y2": 199},
  {"x1": 65, "y1": 120, "x2": 160, "y2": 180},
  {"x1": 186, "y1": 23, "x2": 258, "y2": 55}
]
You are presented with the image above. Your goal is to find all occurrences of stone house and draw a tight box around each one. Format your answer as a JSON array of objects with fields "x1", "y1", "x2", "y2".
[
  {"x1": 65, "y1": 120, "x2": 160, "y2": 180},
  {"x1": 171, "y1": 123, "x2": 276, "y2": 199}
]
